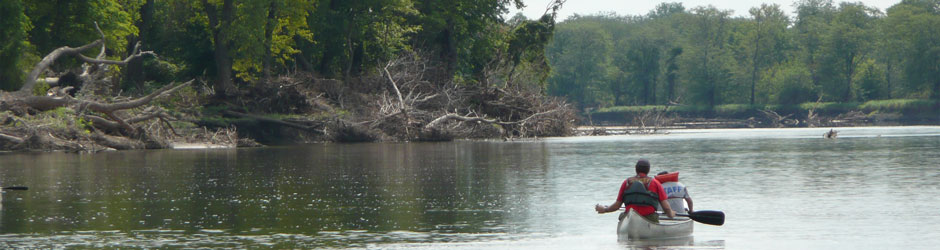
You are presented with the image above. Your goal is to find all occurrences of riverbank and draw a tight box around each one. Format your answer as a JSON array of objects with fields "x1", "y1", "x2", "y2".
[
  {"x1": 580, "y1": 99, "x2": 939, "y2": 135},
  {"x1": 575, "y1": 117, "x2": 938, "y2": 136},
  {"x1": 1, "y1": 72, "x2": 577, "y2": 152},
  {"x1": 573, "y1": 123, "x2": 940, "y2": 137}
]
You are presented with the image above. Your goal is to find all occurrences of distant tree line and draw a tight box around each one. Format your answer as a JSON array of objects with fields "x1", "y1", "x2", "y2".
[{"x1": 546, "y1": 0, "x2": 940, "y2": 110}]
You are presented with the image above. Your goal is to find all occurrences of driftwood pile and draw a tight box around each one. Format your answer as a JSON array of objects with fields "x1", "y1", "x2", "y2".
[
  {"x1": 218, "y1": 52, "x2": 578, "y2": 143},
  {"x1": 0, "y1": 23, "x2": 231, "y2": 151}
]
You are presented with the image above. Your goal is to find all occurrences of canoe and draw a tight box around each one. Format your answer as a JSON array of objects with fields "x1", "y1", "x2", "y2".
[{"x1": 617, "y1": 208, "x2": 693, "y2": 239}]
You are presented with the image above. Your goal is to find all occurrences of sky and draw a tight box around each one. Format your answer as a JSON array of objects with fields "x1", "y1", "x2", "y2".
[{"x1": 514, "y1": 0, "x2": 903, "y2": 21}]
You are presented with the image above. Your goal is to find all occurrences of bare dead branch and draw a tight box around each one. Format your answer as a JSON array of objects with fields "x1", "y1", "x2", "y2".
[
  {"x1": 159, "y1": 117, "x2": 181, "y2": 137},
  {"x1": 425, "y1": 113, "x2": 501, "y2": 130},
  {"x1": 91, "y1": 132, "x2": 144, "y2": 150},
  {"x1": 84, "y1": 107, "x2": 171, "y2": 132},
  {"x1": 383, "y1": 61, "x2": 407, "y2": 112},
  {"x1": 94, "y1": 22, "x2": 107, "y2": 60},
  {"x1": 79, "y1": 42, "x2": 156, "y2": 67},
  {"x1": 17, "y1": 21, "x2": 157, "y2": 97},
  {"x1": 18, "y1": 40, "x2": 103, "y2": 95},
  {"x1": 21, "y1": 80, "x2": 192, "y2": 113},
  {"x1": 0, "y1": 132, "x2": 25, "y2": 144},
  {"x1": 222, "y1": 110, "x2": 324, "y2": 134},
  {"x1": 104, "y1": 111, "x2": 135, "y2": 132},
  {"x1": 500, "y1": 108, "x2": 561, "y2": 125}
]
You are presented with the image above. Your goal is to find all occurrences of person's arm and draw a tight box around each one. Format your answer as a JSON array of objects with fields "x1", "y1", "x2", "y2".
[
  {"x1": 595, "y1": 200, "x2": 623, "y2": 214},
  {"x1": 660, "y1": 200, "x2": 676, "y2": 218},
  {"x1": 596, "y1": 180, "x2": 628, "y2": 214},
  {"x1": 684, "y1": 187, "x2": 693, "y2": 212}
]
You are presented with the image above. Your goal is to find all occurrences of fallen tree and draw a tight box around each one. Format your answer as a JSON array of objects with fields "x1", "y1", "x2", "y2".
[
  {"x1": 1, "y1": 22, "x2": 229, "y2": 151},
  {"x1": 202, "y1": 51, "x2": 578, "y2": 143},
  {"x1": 363, "y1": 52, "x2": 577, "y2": 141}
]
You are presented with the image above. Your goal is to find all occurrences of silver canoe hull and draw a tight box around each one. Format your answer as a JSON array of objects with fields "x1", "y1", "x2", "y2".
[{"x1": 617, "y1": 208, "x2": 693, "y2": 239}]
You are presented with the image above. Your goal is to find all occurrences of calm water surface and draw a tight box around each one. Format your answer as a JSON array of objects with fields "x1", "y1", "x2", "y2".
[{"x1": 0, "y1": 126, "x2": 938, "y2": 249}]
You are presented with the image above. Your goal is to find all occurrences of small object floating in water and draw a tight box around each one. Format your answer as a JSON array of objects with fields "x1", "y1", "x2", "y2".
[{"x1": 824, "y1": 129, "x2": 838, "y2": 139}]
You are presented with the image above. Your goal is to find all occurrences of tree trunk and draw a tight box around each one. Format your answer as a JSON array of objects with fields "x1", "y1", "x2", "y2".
[
  {"x1": 296, "y1": 54, "x2": 314, "y2": 72},
  {"x1": 203, "y1": 0, "x2": 237, "y2": 97},
  {"x1": 263, "y1": 0, "x2": 278, "y2": 80},
  {"x1": 844, "y1": 53, "x2": 856, "y2": 102},
  {"x1": 650, "y1": 70, "x2": 657, "y2": 105},
  {"x1": 751, "y1": 16, "x2": 762, "y2": 105},
  {"x1": 344, "y1": 32, "x2": 353, "y2": 79},
  {"x1": 885, "y1": 62, "x2": 893, "y2": 98},
  {"x1": 442, "y1": 19, "x2": 458, "y2": 78},
  {"x1": 934, "y1": 75, "x2": 940, "y2": 100},
  {"x1": 125, "y1": 0, "x2": 155, "y2": 93}
]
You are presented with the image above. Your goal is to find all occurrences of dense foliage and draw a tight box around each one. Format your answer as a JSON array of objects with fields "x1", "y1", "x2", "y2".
[
  {"x1": 1, "y1": 0, "x2": 557, "y2": 94},
  {"x1": 0, "y1": 1, "x2": 32, "y2": 88},
  {"x1": 2, "y1": 0, "x2": 577, "y2": 149},
  {"x1": 547, "y1": 0, "x2": 940, "y2": 110}
]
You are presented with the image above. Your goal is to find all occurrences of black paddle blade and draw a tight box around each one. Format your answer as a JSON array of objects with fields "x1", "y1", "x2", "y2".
[
  {"x1": 688, "y1": 210, "x2": 724, "y2": 226},
  {"x1": 2, "y1": 186, "x2": 28, "y2": 191}
]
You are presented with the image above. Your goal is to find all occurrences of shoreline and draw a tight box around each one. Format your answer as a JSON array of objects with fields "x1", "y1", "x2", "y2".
[
  {"x1": 573, "y1": 119, "x2": 940, "y2": 136},
  {"x1": 3, "y1": 125, "x2": 938, "y2": 154}
]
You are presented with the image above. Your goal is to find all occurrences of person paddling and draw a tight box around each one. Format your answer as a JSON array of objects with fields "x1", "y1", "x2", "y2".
[
  {"x1": 656, "y1": 171, "x2": 693, "y2": 213},
  {"x1": 595, "y1": 159, "x2": 676, "y2": 223}
]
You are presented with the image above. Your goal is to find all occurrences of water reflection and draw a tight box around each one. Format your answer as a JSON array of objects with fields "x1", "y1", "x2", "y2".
[
  {"x1": 0, "y1": 127, "x2": 938, "y2": 249},
  {"x1": 620, "y1": 236, "x2": 690, "y2": 248},
  {"x1": 617, "y1": 236, "x2": 726, "y2": 250},
  {"x1": 0, "y1": 142, "x2": 555, "y2": 248}
]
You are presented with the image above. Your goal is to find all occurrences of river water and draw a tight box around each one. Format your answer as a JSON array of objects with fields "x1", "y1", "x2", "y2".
[{"x1": 0, "y1": 126, "x2": 938, "y2": 249}]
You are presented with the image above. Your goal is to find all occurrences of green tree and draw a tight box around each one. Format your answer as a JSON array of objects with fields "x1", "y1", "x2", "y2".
[
  {"x1": 303, "y1": 0, "x2": 417, "y2": 79},
  {"x1": 682, "y1": 6, "x2": 733, "y2": 106},
  {"x1": 0, "y1": 0, "x2": 32, "y2": 90},
  {"x1": 823, "y1": 2, "x2": 879, "y2": 101},
  {"x1": 200, "y1": 0, "x2": 238, "y2": 97},
  {"x1": 854, "y1": 59, "x2": 886, "y2": 101},
  {"x1": 663, "y1": 47, "x2": 683, "y2": 103},
  {"x1": 765, "y1": 61, "x2": 815, "y2": 104},
  {"x1": 884, "y1": 0, "x2": 940, "y2": 99},
  {"x1": 546, "y1": 20, "x2": 613, "y2": 108},
  {"x1": 229, "y1": 0, "x2": 314, "y2": 81},
  {"x1": 623, "y1": 36, "x2": 660, "y2": 105},
  {"x1": 742, "y1": 4, "x2": 789, "y2": 104},
  {"x1": 648, "y1": 2, "x2": 685, "y2": 19},
  {"x1": 413, "y1": 0, "x2": 523, "y2": 83},
  {"x1": 186, "y1": 0, "x2": 316, "y2": 96},
  {"x1": 646, "y1": 4, "x2": 686, "y2": 104},
  {"x1": 793, "y1": 0, "x2": 835, "y2": 96},
  {"x1": 25, "y1": 0, "x2": 137, "y2": 57},
  {"x1": 872, "y1": 4, "x2": 905, "y2": 98},
  {"x1": 505, "y1": 14, "x2": 557, "y2": 88}
]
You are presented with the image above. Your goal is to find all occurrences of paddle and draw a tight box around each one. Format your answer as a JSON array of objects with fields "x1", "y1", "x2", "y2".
[
  {"x1": 666, "y1": 210, "x2": 725, "y2": 226},
  {"x1": 2, "y1": 186, "x2": 28, "y2": 191}
]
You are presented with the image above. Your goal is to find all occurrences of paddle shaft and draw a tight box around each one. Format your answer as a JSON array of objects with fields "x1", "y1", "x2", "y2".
[
  {"x1": 660, "y1": 210, "x2": 725, "y2": 226},
  {"x1": 659, "y1": 212, "x2": 697, "y2": 217},
  {"x1": 659, "y1": 213, "x2": 695, "y2": 218}
]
